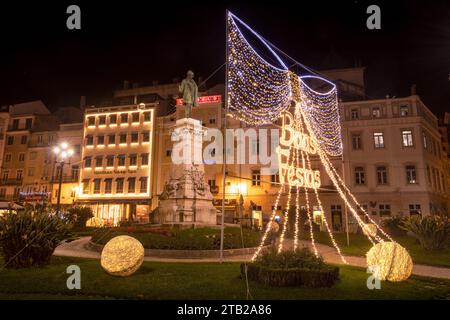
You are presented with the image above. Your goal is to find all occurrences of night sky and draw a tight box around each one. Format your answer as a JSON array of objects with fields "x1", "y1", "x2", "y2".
[{"x1": 1, "y1": 0, "x2": 449, "y2": 116}]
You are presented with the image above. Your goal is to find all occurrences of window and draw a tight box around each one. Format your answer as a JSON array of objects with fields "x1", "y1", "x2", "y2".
[
  {"x1": 95, "y1": 156, "x2": 103, "y2": 168},
  {"x1": 373, "y1": 132, "x2": 384, "y2": 148},
  {"x1": 12, "y1": 119, "x2": 19, "y2": 129},
  {"x1": 86, "y1": 135, "x2": 94, "y2": 146},
  {"x1": 104, "y1": 179, "x2": 112, "y2": 194},
  {"x1": 7, "y1": 136, "x2": 14, "y2": 145},
  {"x1": 208, "y1": 179, "x2": 216, "y2": 188},
  {"x1": 372, "y1": 107, "x2": 381, "y2": 118},
  {"x1": 82, "y1": 179, "x2": 90, "y2": 193},
  {"x1": 25, "y1": 118, "x2": 32, "y2": 129},
  {"x1": 209, "y1": 117, "x2": 216, "y2": 124},
  {"x1": 18, "y1": 153, "x2": 25, "y2": 162},
  {"x1": 355, "y1": 167, "x2": 365, "y2": 185},
  {"x1": 422, "y1": 132, "x2": 428, "y2": 149},
  {"x1": 144, "y1": 112, "x2": 151, "y2": 122},
  {"x1": 118, "y1": 155, "x2": 126, "y2": 166},
  {"x1": 400, "y1": 105, "x2": 409, "y2": 117},
  {"x1": 331, "y1": 205, "x2": 342, "y2": 231},
  {"x1": 109, "y1": 114, "x2": 117, "y2": 125},
  {"x1": 252, "y1": 170, "x2": 261, "y2": 186},
  {"x1": 132, "y1": 112, "x2": 140, "y2": 123},
  {"x1": 0, "y1": 188, "x2": 6, "y2": 198},
  {"x1": 93, "y1": 179, "x2": 101, "y2": 194},
  {"x1": 5, "y1": 154, "x2": 11, "y2": 162},
  {"x1": 139, "y1": 177, "x2": 148, "y2": 193},
  {"x1": 376, "y1": 166, "x2": 388, "y2": 185},
  {"x1": 37, "y1": 135, "x2": 43, "y2": 144},
  {"x1": 128, "y1": 178, "x2": 136, "y2": 193},
  {"x1": 141, "y1": 153, "x2": 149, "y2": 165},
  {"x1": 131, "y1": 132, "x2": 138, "y2": 143},
  {"x1": 87, "y1": 116, "x2": 95, "y2": 126},
  {"x1": 402, "y1": 130, "x2": 414, "y2": 147},
  {"x1": 97, "y1": 135, "x2": 105, "y2": 145},
  {"x1": 108, "y1": 134, "x2": 116, "y2": 145},
  {"x1": 352, "y1": 134, "x2": 362, "y2": 150},
  {"x1": 21, "y1": 136, "x2": 27, "y2": 144},
  {"x1": 142, "y1": 131, "x2": 150, "y2": 142},
  {"x1": 129, "y1": 154, "x2": 137, "y2": 166},
  {"x1": 120, "y1": 113, "x2": 128, "y2": 124},
  {"x1": 16, "y1": 170, "x2": 23, "y2": 180},
  {"x1": 166, "y1": 149, "x2": 172, "y2": 157},
  {"x1": 409, "y1": 204, "x2": 421, "y2": 216},
  {"x1": 2, "y1": 171, "x2": 8, "y2": 181},
  {"x1": 351, "y1": 109, "x2": 359, "y2": 119},
  {"x1": 116, "y1": 178, "x2": 124, "y2": 193},
  {"x1": 119, "y1": 133, "x2": 127, "y2": 144},
  {"x1": 406, "y1": 165, "x2": 417, "y2": 184},
  {"x1": 379, "y1": 204, "x2": 391, "y2": 216},
  {"x1": 84, "y1": 156, "x2": 92, "y2": 167},
  {"x1": 270, "y1": 173, "x2": 280, "y2": 185},
  {"x1": 426, "y1": 165, "x2": 432, "y2": 185},
  {"x1": 106, "y1": 155, "x2": 114, "y2": 167},
  {"x1": 98, "y1": 115, "x2": 106, "y2": 125},
  {"x1": 27, "y1": 167, "x2": 34, "y2": 176},
  {"x1": 71, "y1": 165, "x2": 79, "y2": 180},
  {"x1": 74, "y1": 144, "x2": 81, "y2": 154}
]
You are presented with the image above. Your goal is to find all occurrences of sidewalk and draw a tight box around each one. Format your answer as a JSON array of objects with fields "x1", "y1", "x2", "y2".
[{"x1": 54, "y1": 236, "x2": 450, "y2": 280}]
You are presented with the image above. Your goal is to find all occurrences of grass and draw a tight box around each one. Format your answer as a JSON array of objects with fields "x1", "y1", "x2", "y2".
[
  {"x1": 91, "y1": 227, "x2": 264, "y2": 250},
  {"x1": 300, "y1": 231, "x2": 450, "y2": 268},
  {"x1": 0, "y1": 256, "x2": 449, "y2": 300}
]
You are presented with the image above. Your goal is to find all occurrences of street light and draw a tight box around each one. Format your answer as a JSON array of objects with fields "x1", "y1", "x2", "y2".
[{"x1": 53, "y1": 142, "x2": 74, "y2": 214}]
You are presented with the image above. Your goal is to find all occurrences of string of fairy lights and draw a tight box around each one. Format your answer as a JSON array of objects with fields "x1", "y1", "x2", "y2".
[{"x1": 229, "y1": 11, "x2": 412, "y2": 281}]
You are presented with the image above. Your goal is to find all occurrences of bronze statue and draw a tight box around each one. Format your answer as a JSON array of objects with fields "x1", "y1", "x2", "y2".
[{"x1": 178, "y1": 70, "x2": 198, "y2": 118}]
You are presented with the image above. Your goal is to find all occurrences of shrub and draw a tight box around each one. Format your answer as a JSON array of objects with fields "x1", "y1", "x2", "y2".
[
  {"x1": 0, "y1": 210, "x2": 72, "y2": 268},
  {"x1": 382, "y1": 215, "x2": 408, "y2": 237},
  {"x1": 242, "y1": 248, "x2": 339, "y2": 287},
  {"x1": 400, "y1": 215, "x2": 450, "y2": 251},
  {"x1": 65, "y1": 206, "x2": 94, "y2": 229}
]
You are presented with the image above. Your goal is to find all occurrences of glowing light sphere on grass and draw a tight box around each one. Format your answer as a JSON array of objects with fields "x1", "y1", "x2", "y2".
[
  {"x1": 366, "y1": 241, "x2": 413, "y2": 282},
  {"x1": 101, "y1": 235, "x2": 144, "y2": 277}
]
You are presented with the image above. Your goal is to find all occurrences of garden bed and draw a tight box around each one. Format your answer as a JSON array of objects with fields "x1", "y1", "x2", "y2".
[
  {"x1": 241, "y1": 263, "x2": 339, "y2": 287},
  {"x1": 90, "y1": 226, "x2": 268, "y2": 250}
]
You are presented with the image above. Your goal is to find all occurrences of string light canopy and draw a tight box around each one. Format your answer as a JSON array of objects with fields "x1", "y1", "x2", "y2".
[{"x1": 227, "y1": 11, "x2": 412, "y2": 281}]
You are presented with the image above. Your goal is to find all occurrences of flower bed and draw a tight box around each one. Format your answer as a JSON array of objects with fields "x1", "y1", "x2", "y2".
[{"x1": 241, "y1": 248, "x2": 339, "y2": 287}]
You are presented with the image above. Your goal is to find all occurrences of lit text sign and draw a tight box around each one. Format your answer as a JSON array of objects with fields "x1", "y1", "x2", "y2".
[{"x1": 176, "y1": 95, "x2": 222, "y2": 106}]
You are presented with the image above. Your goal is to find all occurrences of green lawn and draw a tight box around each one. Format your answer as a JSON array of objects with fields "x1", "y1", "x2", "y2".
[
  {"x1": 0, "y1": 256, "x2": 449, "y2": 300},
  {"x1": 300, "y1": 231, "x2": 450, "y2": 268}
]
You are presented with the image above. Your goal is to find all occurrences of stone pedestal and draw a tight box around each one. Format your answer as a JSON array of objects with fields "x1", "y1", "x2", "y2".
[{"x1": 155, "y1": 118, "x2": 217, "y2": 225}]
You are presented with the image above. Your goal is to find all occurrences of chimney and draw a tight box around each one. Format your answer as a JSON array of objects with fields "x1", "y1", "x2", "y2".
[
  {"x1": 80, "y1": 96, "x2": 86, "y2": 109},
  {"x1": 411, "y1": 84, "x2": 417, "y2": 96},
  {"x1": 123, "y1": 80, "x2": 130, "y2": 90}
]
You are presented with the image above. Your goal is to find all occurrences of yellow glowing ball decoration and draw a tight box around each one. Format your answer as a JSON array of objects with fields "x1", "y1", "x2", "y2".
[
  {"x1": 101, "y1": 236, "x2": 145, "y2": 277},
  {"x1": 366, "y1": 242, "x2": 413, "y2": 282},
  {"x1": 362, "y1": 223, "x2": 377, "y2": 238}
]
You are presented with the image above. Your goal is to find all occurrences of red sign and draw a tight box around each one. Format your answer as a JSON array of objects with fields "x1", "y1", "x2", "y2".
[{"x1": 176, "y1": 95, "x2": 222, "y2": 106}]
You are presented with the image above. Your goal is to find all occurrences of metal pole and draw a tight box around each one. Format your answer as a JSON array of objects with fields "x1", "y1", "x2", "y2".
[
  {"x1": 342, "y1": 145, "x2": 349, "y2": 246},
  {"x1": 56, "y1": 161, "x2": 64, "y2": 215},
  {"x1": 220, "y1": 10, "x2": 229, "y2": 263}
]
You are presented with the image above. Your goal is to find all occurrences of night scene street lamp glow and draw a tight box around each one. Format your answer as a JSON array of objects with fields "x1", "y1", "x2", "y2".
[{"x1": 53, "y1": 142, "x2": 74, "y2": 214}]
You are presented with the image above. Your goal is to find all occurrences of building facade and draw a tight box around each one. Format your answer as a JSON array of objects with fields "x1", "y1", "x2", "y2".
[{"x1": 76, "y1": 103, "x2": 156, "y2": 226}]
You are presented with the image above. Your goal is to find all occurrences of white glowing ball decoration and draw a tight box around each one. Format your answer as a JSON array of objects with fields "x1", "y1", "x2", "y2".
[
  {"x1": 366, "y1": 241, "x2": 413, "y2": 282},
  {"x1": 101, "y1": 235, "x2": 145, "y2": 277}
]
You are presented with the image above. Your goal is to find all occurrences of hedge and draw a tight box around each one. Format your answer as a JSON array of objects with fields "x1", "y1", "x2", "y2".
[{"x1": 241, "y1": 263, "x2": 339, "y2": 287}]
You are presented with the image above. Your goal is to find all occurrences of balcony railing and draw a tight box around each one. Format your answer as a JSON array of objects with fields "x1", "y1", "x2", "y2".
[{"x1": 0, "y1": 178, "x2": 23, "y2": 186}]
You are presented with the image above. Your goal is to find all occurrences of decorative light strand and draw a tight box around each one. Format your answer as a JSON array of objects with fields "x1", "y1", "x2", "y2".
[{"x1": 293, "y1": 148, "x2": 301, "y2": 250}]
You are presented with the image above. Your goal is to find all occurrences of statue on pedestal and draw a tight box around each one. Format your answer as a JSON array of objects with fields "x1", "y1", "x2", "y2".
[{"x1": 179, "y1": 70, "x2": 198, "y2": 118}]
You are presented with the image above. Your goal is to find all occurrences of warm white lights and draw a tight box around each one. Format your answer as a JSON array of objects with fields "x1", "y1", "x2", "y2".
[{"x1": 53, "y1": 142, "x2": 74, "y2": 161}]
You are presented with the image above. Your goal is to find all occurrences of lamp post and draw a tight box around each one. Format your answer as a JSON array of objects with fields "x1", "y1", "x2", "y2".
[{"x1": 53, "y1": 142, "x2": 74, "y2": 215}]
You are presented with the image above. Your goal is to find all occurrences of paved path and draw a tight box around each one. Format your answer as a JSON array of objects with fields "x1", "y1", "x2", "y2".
[{"x1": 54, "y1": 236, "x2": 450, "y2": 280}]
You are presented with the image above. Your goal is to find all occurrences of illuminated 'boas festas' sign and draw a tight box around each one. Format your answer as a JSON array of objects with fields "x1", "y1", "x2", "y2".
[{"x1": 277, "y1": 111, "x2": 321, "y2": 189}]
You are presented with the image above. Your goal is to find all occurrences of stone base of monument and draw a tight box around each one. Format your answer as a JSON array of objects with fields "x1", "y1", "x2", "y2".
[{"x1": 154, "y1": 118, "x2": 218, "y2": 226}]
